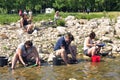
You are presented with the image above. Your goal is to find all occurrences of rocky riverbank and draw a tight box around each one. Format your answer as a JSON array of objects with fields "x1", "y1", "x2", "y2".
[{"x1": 0, "y1": 16, "x2": 120, "y2": 62}]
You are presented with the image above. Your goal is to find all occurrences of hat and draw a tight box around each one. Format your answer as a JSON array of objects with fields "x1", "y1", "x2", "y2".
[{"x1": 23, "y1": 11, "x2": 27, "y2": 15}]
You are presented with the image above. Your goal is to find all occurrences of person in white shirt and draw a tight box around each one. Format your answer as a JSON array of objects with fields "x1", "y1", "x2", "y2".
[{"x1": 83, "y1": 32, "x2": 101, "y2": 57}]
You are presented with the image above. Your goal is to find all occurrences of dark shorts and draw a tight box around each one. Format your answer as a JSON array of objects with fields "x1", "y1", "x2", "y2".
[
  {"x1": 23, "y1": 25, "x2": 28, "y2": 29},
  {"x1": 84, "y1": 49, "x2": 91, "y2": 57},
  {"x1": 22, "y1": 56, "x2": 28, "y2": 64},
  {"x1": 66, "y1": 49, "x2": 71, "y2": 54}
]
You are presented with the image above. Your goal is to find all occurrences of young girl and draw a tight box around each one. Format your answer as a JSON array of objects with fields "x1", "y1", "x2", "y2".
[{"x1": 84, "y1": 32, "x2": 101, "y2": 57}]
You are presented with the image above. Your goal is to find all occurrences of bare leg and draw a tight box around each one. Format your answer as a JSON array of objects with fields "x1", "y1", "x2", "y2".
[
  {"x1": 33, "y1": 47, "x2": 40, "y2": 65},
  {"x1": 11, "y1": 53, "x2": 19, "y2": 69},
  {"x1": 56, "y1": 49, "x2": 69, "y2": 65},
  {"x1": 27, "y1": 24, "x2": 33, "y2": 32},
  {"x1": 88, "y1": 47, "x2": 97, "y2": 56}
]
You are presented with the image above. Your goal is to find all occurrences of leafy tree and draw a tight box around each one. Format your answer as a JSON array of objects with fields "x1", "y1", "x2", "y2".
[{"x1": 0, "y1": 0, "x2": 119, "y2": 14}]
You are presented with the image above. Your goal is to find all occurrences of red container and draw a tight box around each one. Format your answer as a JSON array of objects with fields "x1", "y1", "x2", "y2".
[{"x1": 91, "y1": 55, "x2": 101, "y2": 62}]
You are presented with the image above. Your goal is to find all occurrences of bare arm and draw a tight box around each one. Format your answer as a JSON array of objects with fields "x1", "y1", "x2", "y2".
[
  {"x1": 32, "y1": 47, "x2": 41, "y2": 66},
  {"x1": 17, "y1": 48, "x2": 26, "y2": 65},
  {"x1": 27, "y1": 16, "x2": 32, "y2": 22},
  {"x1": 20, "y1": 18, "x2": 24, "y2": 28},
  {"x1": 85, "y1": 37, "x2": 95, "y2": 47}
]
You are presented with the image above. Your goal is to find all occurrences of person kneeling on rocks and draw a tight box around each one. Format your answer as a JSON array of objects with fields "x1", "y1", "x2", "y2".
[
  {"x1": 83, "y1": 32, "x2": 101, "y2": 57},
  {"x1": 54, "y1": 32, "x2": 77, "y2": 66},
  {"x1": 11, "y1": 40, "x2": 41, "y2": 69}
]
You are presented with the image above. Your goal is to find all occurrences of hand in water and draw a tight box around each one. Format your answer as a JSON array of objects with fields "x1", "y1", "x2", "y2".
[{"x1": 24, "y1": 64, "x2": 28, "y2": 67}]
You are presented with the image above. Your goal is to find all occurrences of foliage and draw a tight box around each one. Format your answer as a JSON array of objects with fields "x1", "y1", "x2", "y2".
[
  {"x1": 0, "y1": 0, "x2": 119, "y2": 13},
  {"x1": 0, "y1": 12, "x2": 119, "y2": 24},
  {"x1": 56, "y1": 19, "x2": 65, "y2": 26},
  {"x1": 0, "y1": 14, "x2": 19, "y2": 24},
  {"x1": 0, "y1": 8, "x2": 7, "y2": 14}
]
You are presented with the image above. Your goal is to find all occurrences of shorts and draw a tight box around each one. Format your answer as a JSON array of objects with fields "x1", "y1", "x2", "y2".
[
  {"x1": 84, "y1": 49, "x2": 91, "y2": 57},
  {"x1": 66, "y1": 49, "x2": 71, "y2": 54},
  {"x1": 84, "y1": 49, "x2": 88, "y2": 55},
  {"x1": 55, "y1": 49, "x2": 70, "y2": 56},
  {"x1": 22, "y1": 56, "x2": 28, "y2": 64},
  {"x1": 23, "y1": 25, "x2": 28, "y2": 29}
]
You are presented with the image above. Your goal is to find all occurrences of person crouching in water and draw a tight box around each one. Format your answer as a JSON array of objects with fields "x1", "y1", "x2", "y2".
[
  {"x1": 11, "y1": 40, "x2": 41, "y2": 69},
  {"x1": 20, "y1": 13, "x2": 33, "y2": 33},
  {"x1": 54, "y1": 33, "x2": 77, "y2": 66},
  {"x1": 83, "y1": 32, "x2": 101, "y2": 57}
]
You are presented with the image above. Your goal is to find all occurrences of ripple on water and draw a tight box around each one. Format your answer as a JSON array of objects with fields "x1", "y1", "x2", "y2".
[{"x1": 0, "y1": 57, "x2": 120, "y2": 80}]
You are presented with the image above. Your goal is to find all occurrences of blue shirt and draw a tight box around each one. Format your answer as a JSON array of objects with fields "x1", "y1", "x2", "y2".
[{"x1": 54, "y1": 36, "x2": 69, "y2": 51}]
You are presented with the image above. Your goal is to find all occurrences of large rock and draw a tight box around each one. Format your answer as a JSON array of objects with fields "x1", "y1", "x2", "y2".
[
  {"x1": 99, "y1": 18, "x2": 111, "y2": 26},
  {"x1": 56, "y1": 26, "x2": 67, "y2": 34},
  {"x1": 115, "y1": 23, "x2": 120, "y2": 35},
  {"x1": 100, "y1": 36, "x2": 112, "y2": 42},
  {"x1": 96, "y1": 25, "x2": 114, "y2": 37},
  {"x1": 65, "y1": 16, "x2": 75, "y2": 21},
  {"x1": 117, "y1": 16, "x2": 120, "y2": 23},
  {"x1": 87, "y1": 21, "x2": 98, "y2": 29}
]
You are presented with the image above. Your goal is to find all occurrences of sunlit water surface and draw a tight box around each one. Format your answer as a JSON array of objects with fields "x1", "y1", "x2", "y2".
[{"x1": 0, "y1": 56, "x2": 120, "y2": 80}]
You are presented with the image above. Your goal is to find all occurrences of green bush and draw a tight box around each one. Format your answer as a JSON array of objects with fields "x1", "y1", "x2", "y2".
[
  {"x1": 56, "y1": 19, "x2": 65, "y2": 26},
  {"x1": 0, "y1": 14, "x2": 19, "y2": 24}
]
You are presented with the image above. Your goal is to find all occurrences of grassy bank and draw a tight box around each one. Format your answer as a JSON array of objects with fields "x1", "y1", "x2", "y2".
[{"x1": 0, "y1": 11, "x2": 119, "y2": 25}]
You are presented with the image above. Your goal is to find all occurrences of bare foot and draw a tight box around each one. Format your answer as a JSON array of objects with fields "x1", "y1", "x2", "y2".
[
  {"x1": 24, "y1": 30, "x2": 27, "y2": 32},
  {"x1": 66, "y1": 64, "x2": 71, "y2": 66}
]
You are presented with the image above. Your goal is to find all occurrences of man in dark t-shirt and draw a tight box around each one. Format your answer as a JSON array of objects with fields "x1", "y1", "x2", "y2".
[
  {"x1": 54, "y1": 33, "x2": 77, "y2": 65},
  {"x1": 54, "y1": 36, "x2": 69, "y2": 51}
]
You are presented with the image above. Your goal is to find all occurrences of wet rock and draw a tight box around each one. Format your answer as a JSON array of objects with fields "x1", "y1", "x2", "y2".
[{"x1": 69, "y1": 78, "x2": 77, "y2": 80}]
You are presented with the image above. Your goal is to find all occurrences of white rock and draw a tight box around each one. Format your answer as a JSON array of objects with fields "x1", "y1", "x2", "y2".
[
  {"x1": 10, "y1": 23, "x2": 16, "y2": 26},
  {"x1": 100, "y1": 36, "x2": 111, "y2": 42},
  {"x1": 69, "y1": 78, "x2": 77, "y2": 80},
  {"x1": 65, "y1": 16, "x2": 75, "y2": 21},
  {"x1": 117, "y1": 20, "x2": 120, "y2": 24},
  {"x1": 57, "y1": 26, "x2": 67, "y2": 34},
  {"x1": 32, "y1": 29, "x2": 38, "y2": 36},
  {"x1": 47, "y1": 53, "x2": 55, "y2": 62}
]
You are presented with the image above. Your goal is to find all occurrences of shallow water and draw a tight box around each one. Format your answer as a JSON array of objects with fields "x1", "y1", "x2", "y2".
[{"x1": 0, "y1": 56, "x2": 120, "y2": 80}]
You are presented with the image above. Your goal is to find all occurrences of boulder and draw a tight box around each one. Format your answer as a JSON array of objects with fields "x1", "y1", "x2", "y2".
[
  {"x1": 115, "y1": 23, "x2": 120, "y2": 35},
  {"x1": 65, "y1": 16, "x2": 75, "y2": 21},
  {"x1": 100, "y1": 36, "x2": 112, "y2": 42},
  {"x1": 56, "y1": 26, "x2": 67, "y2": 34}
]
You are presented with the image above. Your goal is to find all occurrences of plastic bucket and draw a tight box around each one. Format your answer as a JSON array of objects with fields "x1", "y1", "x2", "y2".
[
  {"x1": 53, "y1": 57, "x2": 63, "y2": 65},
  {"x1": 91, "y1": 55, "x2": 101, "y2": 62},
  {"x1": 0, "y1": 57, "x2": 8, "y2": 67}
]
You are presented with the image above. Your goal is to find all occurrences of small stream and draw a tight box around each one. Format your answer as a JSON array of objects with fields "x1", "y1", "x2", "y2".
[{"x1": 0, "y1": 56, "x2": 120, "y2": 80}]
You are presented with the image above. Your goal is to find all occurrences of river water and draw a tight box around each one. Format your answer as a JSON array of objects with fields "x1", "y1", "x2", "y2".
[{"x1": 0, "y1": 56, "x2": 120, "y2": 80}]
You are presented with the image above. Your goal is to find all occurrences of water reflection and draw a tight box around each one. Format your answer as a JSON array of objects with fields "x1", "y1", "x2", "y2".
[{"x1": 0, "y1": 57, "x2": 120, "y2": 80}]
